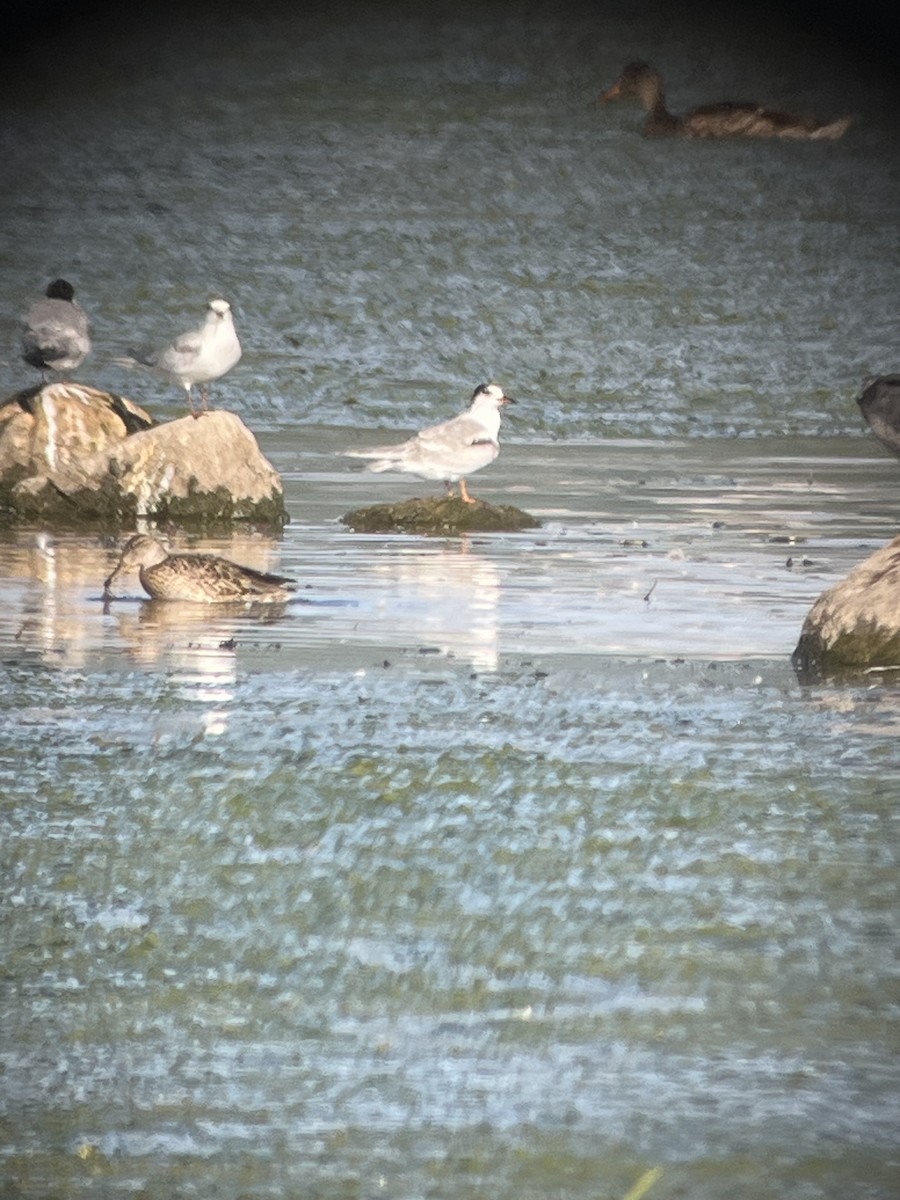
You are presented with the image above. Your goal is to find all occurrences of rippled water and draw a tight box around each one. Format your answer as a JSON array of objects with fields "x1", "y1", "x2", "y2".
[{"x1": 1, "y1": 3, "x2": 899, "y2": 1198}]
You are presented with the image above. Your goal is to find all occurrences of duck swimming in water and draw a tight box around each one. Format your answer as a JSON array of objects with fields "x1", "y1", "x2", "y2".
[
  {"x1": 104, "y1": 534, "x2": 295, "y2": 603},
  {"x1": 600, "y1": 61, "x2": 852, "y2": 140}
]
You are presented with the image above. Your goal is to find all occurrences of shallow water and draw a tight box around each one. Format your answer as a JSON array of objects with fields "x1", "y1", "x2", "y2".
[{"x1": 1, "y1": 3, "x2": 899, "y2": 1198}]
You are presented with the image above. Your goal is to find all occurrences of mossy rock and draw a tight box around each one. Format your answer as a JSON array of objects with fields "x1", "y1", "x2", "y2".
[
  {"x1": 341, "y1": 495, "x2": 540, "y2": 535},
  {"x1": 151, "y1": 481, "x2": 289, "y2": 532},
  {"x1": 792, "y1": 625, "x2": 900, "y2": 684},
  {"x1": 1, "y1": 473, "x2": 288, "y2": 534}
]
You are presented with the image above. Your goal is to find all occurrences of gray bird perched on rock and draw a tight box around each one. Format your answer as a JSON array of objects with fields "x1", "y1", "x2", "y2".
[
  {"x1": 20, "y1": 278, "x2": 92, "y2": 379},
  {"x1": 114, "y1": 298, "x2": 242, "y2": 416}
]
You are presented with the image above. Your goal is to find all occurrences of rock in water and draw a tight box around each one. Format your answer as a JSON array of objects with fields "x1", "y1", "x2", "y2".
[
  {"x1": 792, "y1": 533, "x2": 900, "y2": 679},
  {"x1": 0, "y1": 383, "x2": 287, "y2": 529},
  {"x1": 340, "y1": 494, "x2": 539, "y2": 535}
]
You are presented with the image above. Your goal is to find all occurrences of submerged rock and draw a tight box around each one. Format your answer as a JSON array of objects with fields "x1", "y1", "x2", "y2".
[
  {"x1": 792, "y1": 533, "x2": 900, "y2": 680},
  {"x1": 341, "y1": 494, "x2": 540, "y2": 535},
  {"x1": 0, "y1": 382, "x2": 287, "y2": 530}
]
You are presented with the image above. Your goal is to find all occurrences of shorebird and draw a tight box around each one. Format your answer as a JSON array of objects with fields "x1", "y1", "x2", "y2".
[
  {"x1": 20, "y1": 279, "x2": 91, "y2": 379},
  {"x1": 341, "y1": 383, "x2": 515, "y2": 504},
  {"x1": 857, "y1": 375, "x2": 900, "y2": 462},
  {"x1": 114, "y1": 298, "x2": 242, "y2": 416}
]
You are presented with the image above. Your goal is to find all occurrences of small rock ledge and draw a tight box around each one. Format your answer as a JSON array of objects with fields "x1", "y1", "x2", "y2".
[
  {"x1": 340, "y1": 495, "x2": 540, "y2": 535},
  {"x1": 0, "y1": 383, "x2": 288, "y2": 530}
]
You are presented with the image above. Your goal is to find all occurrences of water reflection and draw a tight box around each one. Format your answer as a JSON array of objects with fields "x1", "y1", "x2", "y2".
[
  {"x1": 361, "y1": 539, "x2": 501, "y2": 671},
  {"x1": 7, "y1": 532, "x2": 112, "y2": 668},
  {"x1": 1, "y1": 532, "x2": 295, "y2": 694}
]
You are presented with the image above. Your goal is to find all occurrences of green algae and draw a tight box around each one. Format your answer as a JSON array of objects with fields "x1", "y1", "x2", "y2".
[{"x1": 340, "y1": 495, "x2": 540, "y2": 535}]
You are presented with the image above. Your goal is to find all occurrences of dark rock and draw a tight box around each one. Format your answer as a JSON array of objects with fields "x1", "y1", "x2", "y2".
[{"x1": 340, "y1": 495, "x2": 540, "y2": 535}]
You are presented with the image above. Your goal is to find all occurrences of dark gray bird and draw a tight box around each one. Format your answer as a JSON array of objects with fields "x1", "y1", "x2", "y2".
[
  {"x1": 857, "y1": 375, "x2": 900, "y2": 462},
  {"x1": 20, "y1": 279, "x2": 92, "y2": 379}
]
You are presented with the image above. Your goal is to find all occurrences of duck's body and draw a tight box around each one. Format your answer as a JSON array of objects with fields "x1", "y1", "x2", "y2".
[
  {"x1": 104, "y1": 534, "x2": 295, "y2": 603},
  {"x1": 857, "y1": 375, "x2": 900, "y2": 461},
  {"x1": 601, "y1": 62, "x2": 851, "y2": 140},
  {"x1": 342, "y1": 383, "x2": 515, "y2": 504},
  {"x1": 114, "y1": 298, "x2": 242, "y2": 415},
  {"x1": 20, "y1": 279, "x2": 91, "y2": 378}
]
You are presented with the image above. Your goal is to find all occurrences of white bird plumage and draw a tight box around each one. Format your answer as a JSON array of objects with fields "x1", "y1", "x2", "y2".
[
  {"x1": 20, "y1": 279, "x2": 91, "y2": 379},
  {"x1": 342, "y1": 383, "x2": 515, "y2": 504},
  {"x1": 114, "y1": 298, "x2": 242, "y2": 416}
]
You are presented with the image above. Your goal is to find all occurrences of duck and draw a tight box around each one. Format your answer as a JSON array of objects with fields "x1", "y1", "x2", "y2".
[
  {"x1": 600, "y1": 61, "x2": 852, "y2": 140},
  {"x1": 857, "y1": 375, "x2": 900, "y2": 461},
  {"x1": 103, "y1": 534, "x2": 295, "y2": 603},
  {"x1": 113, "y1": 298, "x2": 242, "y2": 417},
  {"x1": 20, "y1": 279, "x2": 92, "y2": 379},
  {"x1": 341, "y1": 382, "x2": 515, "y2": 504}
]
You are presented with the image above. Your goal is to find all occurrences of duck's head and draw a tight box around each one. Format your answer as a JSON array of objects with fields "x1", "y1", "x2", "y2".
[
  {"x1": 104, "y1": 534, "x2": 169, "y2": 590},
  {"x1": 600, "y1": 61, "x2": 662, "y2": 108}
]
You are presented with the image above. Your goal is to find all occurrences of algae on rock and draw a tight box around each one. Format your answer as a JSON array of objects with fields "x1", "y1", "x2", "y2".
[{"x1": 341, "y1": 495, "x2": 540, "y2": 535}]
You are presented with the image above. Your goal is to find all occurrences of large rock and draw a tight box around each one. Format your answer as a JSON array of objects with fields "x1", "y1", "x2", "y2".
[
  {"x1": 0, "y1": 383, "x2": 287, "y2": 529},
  {"x1": 792, "y1": 534, "x2": 900, "y2": 680}
]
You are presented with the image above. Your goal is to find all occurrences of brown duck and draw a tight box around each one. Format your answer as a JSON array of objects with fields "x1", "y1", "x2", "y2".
[
  {"x1": 600, "y1": 62, "x2": 852, "y2": 139},
  {"x1": 104, "y1": 534, "x2": 296, "y2": 603}
]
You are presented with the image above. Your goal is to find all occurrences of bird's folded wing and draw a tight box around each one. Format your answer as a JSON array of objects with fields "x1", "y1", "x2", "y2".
[
  {"x1": 417, "y1": 413, "x2": 487, "y2": 449},
  {"x1": 342, "y1": 434, "x2": 416, "y2": 459},
  {"x1": 167, "y1": 329, "x2": 204, "y2": 361}
]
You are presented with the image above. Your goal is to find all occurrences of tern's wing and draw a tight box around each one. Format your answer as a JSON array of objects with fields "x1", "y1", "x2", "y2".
[
  {"x1": 342, "y1": 433, "x2": 418, "y2": 460},
  {"x1": 342, "y1": 410, "x2": 493, "y2": 461},
  {"x1": 417, "y1": 412, "x2": 491, "y2": 450}
]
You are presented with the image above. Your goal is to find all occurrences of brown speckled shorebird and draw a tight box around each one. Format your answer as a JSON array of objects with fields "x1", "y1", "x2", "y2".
[
  {"x1": 103, "y1": 534, "x2": 295, "y2": 603},
  {"x1": 600, "y1": 62, "x2": 852, "y2": 140}
]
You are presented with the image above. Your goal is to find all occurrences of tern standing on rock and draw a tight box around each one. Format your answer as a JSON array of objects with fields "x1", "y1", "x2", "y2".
[
  {"x1": 342, "y1": 382, "x2": 515, "y2": 504},
  {"x1": 20, "y1": 279, "x2": 91, "y2": 381},
  {"x1": 114, "y1": 298, "x2": 242, "y2": 416}
]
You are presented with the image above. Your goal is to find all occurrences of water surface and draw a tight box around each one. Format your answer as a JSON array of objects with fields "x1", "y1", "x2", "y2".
[{"x1": 1, "y1": 3, "x2": 898, "y2": 1197}]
